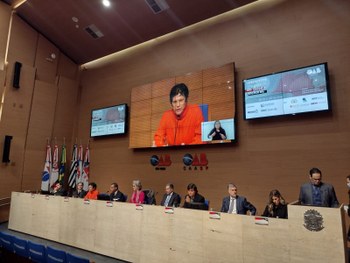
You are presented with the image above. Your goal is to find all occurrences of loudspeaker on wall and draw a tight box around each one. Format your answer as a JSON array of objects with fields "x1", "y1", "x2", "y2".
[
  {"x1": 13, "y1": 61, "x2": 22, "y2": 89},
  {"x1": 2, "y1": 135, "x2": 13, "y2": 163}
]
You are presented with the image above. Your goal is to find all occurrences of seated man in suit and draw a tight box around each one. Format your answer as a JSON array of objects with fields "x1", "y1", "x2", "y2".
[
  {"x1": 72, "y1": 182, "x2": 86, "y2": 198},
  {"x1": 109, "y1": 182, "x2": 126, "y2": 202},
  {"x1": 299, "y1": 167, "x2": 339, "y2": 207},
  {"x1": 160, "y1": 183, "x2": 181, "y2": 207},
  {"x1": 183, "y1": 183, "x2": 207, "y2": 210},
  {"x1": 221, "y1": 183, "x2": 256, "y2": 215},
  {"x1": 52, "y1": 182, "x2": 66, "y2": 196}
]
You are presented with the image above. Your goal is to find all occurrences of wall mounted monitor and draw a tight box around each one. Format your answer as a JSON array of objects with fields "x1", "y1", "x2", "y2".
[
  {"x1": 243, "y1": 62, "x2": 330, "y2": 120},
  {"x1": 90, "y1": 104, "x2": 128, "y2": 137},
  {"x1": 129, "y1": 63, "x2": 236, "y2": 148}
]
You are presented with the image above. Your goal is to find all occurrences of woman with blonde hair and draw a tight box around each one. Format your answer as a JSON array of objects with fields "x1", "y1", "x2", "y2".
[
  {"x1": 130, "y1": 180, "x2": 145, "y2": 204},
  {"x1": 262, "y1": 189, "x2": 288, "y2": 219}
]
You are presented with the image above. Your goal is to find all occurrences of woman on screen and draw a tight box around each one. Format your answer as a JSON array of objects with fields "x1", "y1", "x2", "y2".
[
  {"x1": 130, "y1": 180, "x2": 145, "y2": 204},
  {"x1": 207, "y1": 121, "x2": 227, "y2": 141},
  {"x1": 261, "y1": 189, "x2": 288, "y2": 219}
]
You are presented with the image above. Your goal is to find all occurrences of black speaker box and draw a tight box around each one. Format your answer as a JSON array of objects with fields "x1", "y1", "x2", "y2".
[
  {"x1": 2, "y1": 135, "x2": 13, "y2": 163},
  {"x1": 13, "y1": 61, "x2": 22, "y2": 89}
]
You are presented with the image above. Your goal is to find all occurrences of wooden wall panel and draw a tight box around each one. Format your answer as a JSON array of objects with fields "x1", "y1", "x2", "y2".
[
  {"x1": 131, "y1": 84, "x2": 152, "y2": 102},
  {"x1": 52, "y1": 76, "x2": 79, "y2": 141},
  {"x1": 7, "y1": 15, "x2": 38, "y2": 66},
  {"x1": 57, "y1": 54, "x2": 78, "y2": 80},
  {"x1": 34, "y1": 35, "x2": 59, "y2": 84},
  {"x1": 78, "y1": 0, "x2": 350, "y2": 212},
  {"x1": 21, "y1": 80, "x2": 58, "y2": 191},
  {"x1": 0, "y1": 1, "x2": 11, "y2": 70},
  {"x1": 0, "y1": 62, "x2": 36, "y2": 197}
]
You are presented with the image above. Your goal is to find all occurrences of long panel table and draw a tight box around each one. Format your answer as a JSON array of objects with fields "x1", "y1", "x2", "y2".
[{"x1": 8, "y1": 192, "x2": 347, "y2": 262}]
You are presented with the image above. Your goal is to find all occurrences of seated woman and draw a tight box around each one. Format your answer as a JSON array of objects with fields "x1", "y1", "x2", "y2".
[
  {"x1": 130, "y1": 180, "x2": 145, "y2": 204},
  {"x1": 262, "y1": 189, "x2": 288, "y2": 219},
  {"x1": 183, "y1": 183, "x2": 207, "y2": 210},
  {"x1": 207, "y1": 120, "x2": 227, "y2": 141},
  {"x1": 84, "y1": 182, "x2": 99, "y2": 200}
]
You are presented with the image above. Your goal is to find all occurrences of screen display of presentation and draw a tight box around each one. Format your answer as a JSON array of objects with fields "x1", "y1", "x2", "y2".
[
  {"x1": 90, "y1": 104, "x2": 127, "y2": 137},
  {"x1": 129, "y1": 63, "x2": 236, "y2": 148},
  {"x1": 243, "y1": 63, "x2": 330, "y2": 120}
]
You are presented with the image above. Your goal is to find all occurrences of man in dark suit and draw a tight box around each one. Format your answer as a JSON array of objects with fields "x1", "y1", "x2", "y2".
[
  {"x1": 160, "y1": 183, "x2": 181, "y2": 207},
  {"x1": 221, "y1": 183, "x2": 256, "y2": 215},
  {"x1": 109, "y1": 182, "x2": 126, "y2": 202},
  {"x1": 299, "y1": 167, "x2": 339, "y2": 207},
  {"x1": 72, "y1": 182, "x2": 87, "y2": 198},
  {"x1": 183, "y1": 183, "x2": 207, "y2": 210}
]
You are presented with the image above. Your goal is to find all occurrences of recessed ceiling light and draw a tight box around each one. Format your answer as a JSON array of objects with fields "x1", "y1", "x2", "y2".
[
  {"x1": 72, "y1": 17, "x2": 79, "y2": 23},
  {"x1": 102, "y1": 0, "x2": 111, "y2": 7}
]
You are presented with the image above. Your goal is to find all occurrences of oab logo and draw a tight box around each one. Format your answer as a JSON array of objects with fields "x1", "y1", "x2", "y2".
[
  {"x1": 150, "y1": 154, "x2": 172, "y2": 170},
  {"x1": 183, "y1": 153, "x2": 209, "y2": 170}
]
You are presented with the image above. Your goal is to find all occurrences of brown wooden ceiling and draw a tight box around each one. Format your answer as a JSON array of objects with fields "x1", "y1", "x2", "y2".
[{"x1": 3, "y1": 0, "x2": 256, "y2": 64}]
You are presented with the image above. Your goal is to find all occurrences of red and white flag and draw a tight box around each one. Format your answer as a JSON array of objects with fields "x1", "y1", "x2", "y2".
[{"x1": 81, "y1": 146, "x2": 90, "y2": 191}]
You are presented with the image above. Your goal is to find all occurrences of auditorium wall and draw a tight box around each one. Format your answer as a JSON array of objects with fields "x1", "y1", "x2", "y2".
[
  {"x1": 79, "y1": 0, "x2": 350, "y2": 211},
  {"x1": 0, "y1": 1, "x2": 79, "y2": 198}
]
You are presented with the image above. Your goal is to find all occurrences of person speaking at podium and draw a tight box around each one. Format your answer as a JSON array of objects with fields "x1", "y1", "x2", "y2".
[
  {"x1": 154, "y1": 83, "x2": 204, "y2": 146},
  {"x1": 183, "y1": 183, "x2": 207, "y2": 210},
  {"x1": 299, "y1": 167, "x2": 339, "y2": 207},
  {"x1": 221, "y1": 183, "x2": 256, "y2": 215}
]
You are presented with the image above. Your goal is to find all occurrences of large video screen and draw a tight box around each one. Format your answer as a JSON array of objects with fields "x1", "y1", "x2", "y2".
[
  {"x1": 243, "y1": 63, "x2": 330, "y2": 120},
  {"x1": 90, "y1": 104, "x2": 127, "y2": 137},
  {"x1": 129, "y1": 63, "x2": 236, "y2": 148}
]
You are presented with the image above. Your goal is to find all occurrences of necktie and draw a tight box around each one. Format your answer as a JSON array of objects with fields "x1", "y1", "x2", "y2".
[
  {"x1": 228, "y1": 198, "x2": 235, "y2": 214},
  {"x1": 164, "y1": 194, "x2": 171, "y2": 207}
]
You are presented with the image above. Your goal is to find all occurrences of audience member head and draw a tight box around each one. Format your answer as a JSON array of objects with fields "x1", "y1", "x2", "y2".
[
  {"x1": 187, "y1": 183, "x2": 198, "y2": 198},
  {"x1": 227, "y1": 183, "x2": 238, "y2": 198},
  {"x1": 110, "y1": 183, "x2": 119, "y2": 193},
  {"x1": 165, "y1": 183, "x2": 174, "y2": 195},
  {"x1": 309, "y1": 167, "x2": 322, "y2": 186},
  {"x1": 88, "y1": 182, "x2": 97, "y2": 192},
  {"x1": 132, "y1": 180, "x2": 142, "y2": 191}
]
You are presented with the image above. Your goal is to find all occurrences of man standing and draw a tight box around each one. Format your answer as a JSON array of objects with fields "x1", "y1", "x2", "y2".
[
  {"x1": 109, "y1": 182, "x2": 126, "y2": 202},
  {"x1": 299, "y1": 167, "x2": 339, "y2": 207},
  {"x1": 160, "y1": 183, "x2": 181, "y2": 207},
  {"x1": 221, "y1": 183, "x2": 256, "y2": 215},
  {"x1": 154, "y1": 83, "x2": 204, "y2": 146}
]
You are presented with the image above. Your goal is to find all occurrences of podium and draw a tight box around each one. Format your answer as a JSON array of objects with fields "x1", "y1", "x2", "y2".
[{"x1": 8, "y1": 192, "x2": 348, "y2": 262}]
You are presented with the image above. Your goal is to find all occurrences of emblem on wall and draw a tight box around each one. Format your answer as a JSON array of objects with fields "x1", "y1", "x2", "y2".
[
  {"x1": 150, "y1": 154, "x2": 172, "y2": 170},
  {"x1": 303, "y1": 209, "x2": 324, "y2": 232},
  {"x1": 183, "y1": 153, "x2": 208, "y2": 170}
]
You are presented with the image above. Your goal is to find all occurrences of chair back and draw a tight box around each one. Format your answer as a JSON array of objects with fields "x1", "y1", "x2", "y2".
[
  {"x1": 66, "y1": 252, "x2": 90, "y2": 263},
  {"x1": 28, "y1": 240, "x2": 46, "y2": 263},
  {"x1": 13, "y1": 236, "x2": 29, "y2": 258},
  {"x1": 0, "y1": 231, "x2": 14, "y2": 251},
  {"x1": 47, "y1": 246, "x2": 67, "y2": 263}
]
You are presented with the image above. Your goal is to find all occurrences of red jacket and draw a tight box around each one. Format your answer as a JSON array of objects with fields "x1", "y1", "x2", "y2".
[{"x1": 154, "y1": 104, "x2": 204, "y2": 146}]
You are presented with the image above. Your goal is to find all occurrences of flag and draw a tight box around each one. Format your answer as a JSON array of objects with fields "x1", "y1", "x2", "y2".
[
  {"x1": 68, "y1": 144, "x2": 78, "y2": 189},
  {"x1": 41, "y1": 144, "x2": 52, "y2": 192},
  {"x1": 49, "y1": 144, "x2": 59, "y2": 190},
  {"x1": 81, "y1": 146, "x2": 90, "y2": 191},
  {"x1": 58, "y1": 144, "x2": 66, "y2": 184},
  {"x1": 76, "y1": 145, "x2": 83, "y2": 187}
]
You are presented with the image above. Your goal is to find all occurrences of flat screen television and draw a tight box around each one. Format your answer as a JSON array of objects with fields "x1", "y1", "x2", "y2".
[
  {"x1": 129, "y1": 63, "x2": 236, "y2": 148},
  {"x1": 243, "y1": 62, "x2": 330, "y2": 120},
  {"x1": 90, "y1": 104, "x2": 128, "y2": 137}
]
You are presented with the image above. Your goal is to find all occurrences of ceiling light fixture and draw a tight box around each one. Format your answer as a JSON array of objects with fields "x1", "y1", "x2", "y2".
[{"x1": 102, "y1": 0, "x2": 111, "y2": 7}]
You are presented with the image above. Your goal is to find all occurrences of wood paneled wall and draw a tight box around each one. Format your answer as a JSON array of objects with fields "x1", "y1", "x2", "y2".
[
  {"x1": 0, "y1": 6, "x2": 79, "y2": 197},
  {"x1": 79, "y1": 0, "x2": 350, "y2": 212}
]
